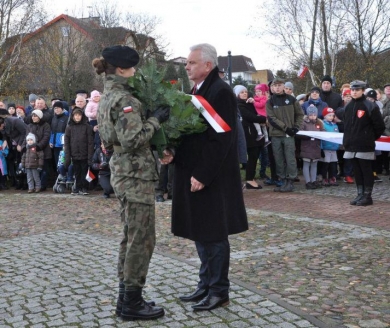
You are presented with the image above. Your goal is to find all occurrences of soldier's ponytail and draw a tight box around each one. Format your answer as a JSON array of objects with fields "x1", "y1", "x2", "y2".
[{"x1": 92, "y1": 57, "x2": 116, "y2": 75}]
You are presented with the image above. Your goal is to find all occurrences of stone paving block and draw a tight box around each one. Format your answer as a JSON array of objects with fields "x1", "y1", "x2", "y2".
[{"x1": 295, "y1": 320, "x2": 315, "y2": 327}]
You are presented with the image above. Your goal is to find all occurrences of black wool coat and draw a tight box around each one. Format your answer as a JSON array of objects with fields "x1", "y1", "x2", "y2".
[
  {"x1": 237, "y1": 98, "x2": 266, "y2": 148},
  {"x1": 171, "y1": 67, "x2": 248, "y2": 242}
]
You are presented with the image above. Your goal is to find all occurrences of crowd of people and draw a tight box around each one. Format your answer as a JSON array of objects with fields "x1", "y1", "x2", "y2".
[
  {"x1": 233, "y1": 76, "x2": 388, "y2": 206},
  {"x1": 0, "y1": 90, "x2": 114, "y2": 197},
  {"x1": 0, "y1": 42, "x2": 388, "y2": 322}
]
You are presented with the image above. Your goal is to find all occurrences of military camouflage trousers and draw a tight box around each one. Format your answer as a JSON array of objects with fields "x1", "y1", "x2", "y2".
[{"x1": 117, "y1": 200, "x2": 156, "y2": 288}]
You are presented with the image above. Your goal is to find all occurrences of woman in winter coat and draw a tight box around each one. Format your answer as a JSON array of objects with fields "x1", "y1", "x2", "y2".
[
  {"x1": 302, "y1": 87, "x2": 328, "y2": 118},
  {"x1": 234, "y1": 85, "x2": 266, "y2": 189},
  {"x1": 22, "y1": 109, "x2": 52, "y2": 190},
  {"x1": 64, "y1": 107, "x2": 94, "y2": 195}
]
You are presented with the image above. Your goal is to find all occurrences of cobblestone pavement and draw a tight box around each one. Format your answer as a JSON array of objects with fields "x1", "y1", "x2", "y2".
[{"x1": 0, "y1": 174, "x2": 389, "y2": 328}]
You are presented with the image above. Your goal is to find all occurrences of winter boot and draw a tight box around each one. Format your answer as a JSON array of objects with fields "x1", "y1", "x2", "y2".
[
  {"x1": 121, "y1": 288, "x2": 164, "y2": 321},
  {"x1": 280, "y1": 179, "x2": 294, "y2": 192},
  {"x1": 356, "y1": 187, "x2": 373, "y2": 206},
  {"x1": 116, "y1": 281, "x2": 155, "y2": 316},
  {"x1": 273, "y1": 179, "x2": 286, "y2": 192},
  {"x1": 350, "y1": 185, "x2": 364, "y2": 205}
]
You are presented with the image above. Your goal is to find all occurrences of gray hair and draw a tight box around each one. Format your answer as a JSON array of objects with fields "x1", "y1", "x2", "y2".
[{"x1": 190, "y1": 43, "x2": 218, "y2": 68}]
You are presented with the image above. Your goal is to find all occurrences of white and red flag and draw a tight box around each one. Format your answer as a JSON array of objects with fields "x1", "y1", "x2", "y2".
[{"x1": 298, "y1": 65, "x2": 309, "y2": 79}]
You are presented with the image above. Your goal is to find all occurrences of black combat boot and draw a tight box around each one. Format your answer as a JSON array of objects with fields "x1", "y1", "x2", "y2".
[
  {"x1": 350, "y1": 185, "x2": 364, "y2": 205},
  {"x1": 356, "y1": 187, "x2": 373, "y2": 206},
  {"x1": 116, "y1": 281, "x2": 155, "y2": 316},
  {"x1": 121, "y1": 288, "x2": 164, "y2": 321}
]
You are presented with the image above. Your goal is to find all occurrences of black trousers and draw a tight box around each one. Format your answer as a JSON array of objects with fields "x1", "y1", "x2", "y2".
[
  {"x1": 352, "y1": 158, "x2": 374, "y2": 188},
  {"x1": 246, "y1": 146, "x2": 261, "y2": 181},
  {"x1": 195, "y1": 239, "x2": 230, "y2": 297},
  {"x1": 73, "y1": 159, "x2": 89, "y2": 191}
]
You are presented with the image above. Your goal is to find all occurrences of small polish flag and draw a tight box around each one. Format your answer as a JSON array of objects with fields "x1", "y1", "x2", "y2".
[
  {"x1": 86, "y1": 169, "x2": 96, "y2": 182},
  {"x1": 298, "y1": 65, "x2": 309, "y2": 79},
  {"x1": 123, "y1": 106, "x2": 133, "y2": 113}
]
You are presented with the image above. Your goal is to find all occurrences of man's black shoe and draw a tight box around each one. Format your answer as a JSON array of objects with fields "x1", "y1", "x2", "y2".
[
  {"x1": 192, "y1": 294, "x2": 229, "y2": 311},
  {"x1": 179, "y1": 288, "x2": 208, "y2": 302}
]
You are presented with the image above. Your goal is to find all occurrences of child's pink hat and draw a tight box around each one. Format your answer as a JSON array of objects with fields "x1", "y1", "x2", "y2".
[
  {"x1": 254, "y1": 84, "x2": 269, "y2": 92},
  {"x1": 90, "y1": 90, "x2": 101, "y2": 98}
]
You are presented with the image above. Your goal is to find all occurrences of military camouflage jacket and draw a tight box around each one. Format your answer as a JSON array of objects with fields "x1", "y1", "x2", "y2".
[{"x1": 97, "y1": 74, "x2": 160, "y2": 182}]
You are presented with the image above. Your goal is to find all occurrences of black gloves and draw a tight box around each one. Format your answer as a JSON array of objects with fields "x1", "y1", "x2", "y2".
[
  {"x1": 149, "y1": 106, "x2": 170, "y2": 124},
  {"x1": 286, "y1": 127, "x2": 299, "y2": 137}
]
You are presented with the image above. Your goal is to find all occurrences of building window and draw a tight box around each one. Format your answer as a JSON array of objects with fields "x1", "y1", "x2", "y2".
[{"x1": 61, "y1": 26, "x2": 70, "y2": 37}]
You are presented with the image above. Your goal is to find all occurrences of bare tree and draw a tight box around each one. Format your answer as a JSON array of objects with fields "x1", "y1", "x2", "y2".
[
  {"x1": 91, "y1": 1, "x2": 170, "y2": 65},
  {"x1": 0, "y1": 0, "x2": 42, "y2": 94}
]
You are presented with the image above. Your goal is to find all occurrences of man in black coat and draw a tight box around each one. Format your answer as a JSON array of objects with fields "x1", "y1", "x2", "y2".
[{"x1": 168, "y1": 43, "x2": 248, "y2": 311}]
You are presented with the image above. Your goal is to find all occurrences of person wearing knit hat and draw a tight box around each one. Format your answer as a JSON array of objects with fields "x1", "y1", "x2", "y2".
[
  {"x1": 342, "y1": 88, "x2": 352, "y2": 106},
  {"x1": 320, "y1": 75, "x2": 342, "y2": 112},
  {"x1": 302, "y1": 87, "x2": 328, "y2": 118},
  {"x1": 320, "y1": 106, "x2": 339, "y2": 187},
  {"x1": 300, "y1": 103, "x2": 323, "y2": 189},
  {"x1": 235, "y1": 80, "x2": 267, "y2": 190},
  {"x1": 25, "y1": 94, "x2": 37, "y2": 116},
  {"x1": 284, "y1": 82, "x2": 294, "y2": 96},
  {"x1": 306, "y1": 105, "x2": 318, "y2": 116},
  {"x1": 233, "y1": 85, "x2": 247, "y2": 97},
  {"x1": 296, "y1": 94, "x2": 307, "y2": 104},
  {"x1": 85, "y1": 90, "x2": 101, "y2": 127},
  {"x1": 21, "y1": 132, "x2": 44, "y2": 193},
  {"x1": 50, "y1": 101, "x2": 68, "y2": 168},
  {"x1": 31, "y1": 109, "x2": 43, "y2": 120},
  {"x1": 7, "y1": 103, "x2": 16, "y2": 117}
]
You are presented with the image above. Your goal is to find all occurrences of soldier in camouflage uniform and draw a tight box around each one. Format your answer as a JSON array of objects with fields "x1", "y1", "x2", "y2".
[{"x1": 93, "y1": 45, "x2": 170, "y2": 321}]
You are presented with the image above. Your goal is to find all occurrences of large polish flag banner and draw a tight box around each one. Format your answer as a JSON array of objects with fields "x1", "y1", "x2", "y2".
[{"x1": 297, "y1": 131, "x2": 390, "y2": 151}]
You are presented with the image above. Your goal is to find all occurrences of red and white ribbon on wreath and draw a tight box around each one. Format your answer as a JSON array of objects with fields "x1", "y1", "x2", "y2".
[{"x1": 190, "y1": 95, "x2": 231, "y2": 133}]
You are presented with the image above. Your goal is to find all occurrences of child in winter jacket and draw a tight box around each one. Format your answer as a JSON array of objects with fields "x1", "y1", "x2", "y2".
[
  {"x1": 84, "y1": 90, "x2": 101, "y2": 128},
  {"x1": 321, "y1": 107, "x2": 339, "y2": 186},
  {"x1": 253, "y1": 84, "x2": 270, "y2": 143},
  {"x1": 64, "y1": 107, "x2": 94, "y2": 195},
  {"x1": 21, "y1": 133, "x2": 44, "y2": 193},
  {"x1": 299, "y1": 105, "x2": 324, "y2": 189}
]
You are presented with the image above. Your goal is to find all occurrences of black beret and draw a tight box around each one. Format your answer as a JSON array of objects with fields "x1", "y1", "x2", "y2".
[{"x1": 102, "y1": 45, "x2": 140, "y2": 68}]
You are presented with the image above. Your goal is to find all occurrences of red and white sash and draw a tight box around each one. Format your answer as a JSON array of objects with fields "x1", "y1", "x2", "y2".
[{"x1": 190, "y1": 95, "x2": 231, "y2": 133}]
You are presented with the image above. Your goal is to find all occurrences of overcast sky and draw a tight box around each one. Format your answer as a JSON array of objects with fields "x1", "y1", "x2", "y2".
[{"x1": 46, "y1": 0, "x2": 284, "y2": 71}]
